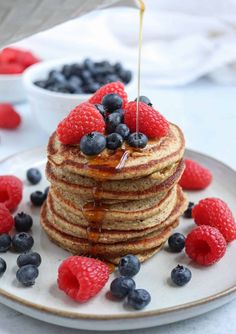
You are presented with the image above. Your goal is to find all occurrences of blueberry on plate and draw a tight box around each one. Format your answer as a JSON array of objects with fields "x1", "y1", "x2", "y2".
[
  {"x1": 26, "y1": 168, "x2": 42, "y2": 185},
  {"x1": 183, "y1": 202, "x2": 195, "y2": 218},
  {"x1": 171, "y1": 265, "x2": 192, "y2": 286},
  {"x1": 110, "y1": 276, "x2": 136, "y2": 299},
  {"x1": 12, "y1": 233, "x2": 34, "y2": 253},
  {"x1": 113, "y1": 108, "x2": 124, "y2": 122},
  {"x1": 135, "y1": 95, "x2": 152, "y2": 107},
  {"x1": 0, "y1": 257, "x2": 6, "y2": 276},
  {"x1": 106, "y1": 133, "x2": 123, "y2": 150},
  {"x1": 118, "y1": 254, "x2": 140, "y2": 277},
  {"x1": 115, "y1": 123, "x2": 130, "y2": 139},
  {"x1": 127, "y1": 132, "x2": 148, "y2": 149},
  {"x1": 0, "y1": 234, "x2": 11, "y2": 252},
  {"x1": 102, "y1": 93, "x2": 123, "y2": 112},
  {"x1": 127, "y1": 289, "x2": 151, "y2": 310},
  {"x1": 16, "y1": 265, "x2": 39, "y2": 287},
  {"x1": 80, "y1": 132, "x2": 106, "y2": 156},
  {"x1": 168, "y1": 233, "x2": 185, "y2": 252},
  {"x1": 106, "y1": 112, "x2": 122, "y2": 134},
  {"x1": 120, "y1": 69, "x2": 132, "y2": 84},
  {"x1": 30, "y1": 191, "x2": 46, "y2": 207},
  {"x1": 14, "y1": 212, "x2": 33, "y2": 232},
  {"x1": 17, "y1": 252, "x2": 42, "y2": 268}
]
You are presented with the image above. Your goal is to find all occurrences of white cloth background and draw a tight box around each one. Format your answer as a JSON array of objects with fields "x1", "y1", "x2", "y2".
[{"x1": 15, "y1": 0, "x2": 236, "y2": 87}]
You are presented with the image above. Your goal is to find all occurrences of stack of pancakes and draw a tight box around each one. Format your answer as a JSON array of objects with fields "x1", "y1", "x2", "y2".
[{"x1": 41, "y1": 123, "x2": 188, "y2": 264}]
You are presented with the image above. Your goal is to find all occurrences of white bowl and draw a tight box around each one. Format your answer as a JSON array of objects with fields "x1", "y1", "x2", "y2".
[
  {"x1": 0, "y1": 73, "x2": 26, "y2": 103},
  {"x1": 23, "y1": 58, "x2": 91, "y2": 134}
]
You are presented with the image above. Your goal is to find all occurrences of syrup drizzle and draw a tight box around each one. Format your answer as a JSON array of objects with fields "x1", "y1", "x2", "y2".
[{"x1": 81, "y1": 2, "x2": 145, "y2": 270}]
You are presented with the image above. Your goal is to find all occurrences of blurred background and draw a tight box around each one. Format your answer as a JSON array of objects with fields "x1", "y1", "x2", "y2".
[{"x1": 1, "y1": 0, "x2": 236, "y2": 167}]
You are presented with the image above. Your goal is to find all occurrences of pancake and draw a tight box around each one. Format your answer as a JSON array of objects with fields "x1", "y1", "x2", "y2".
[
  {"x1": 46, "y1": 159, "x2": 185, "y2": 201},
  {"x1": 47, "y1": 185, "x2": 178, "y2": 228},
  {"x1": 47, "y1": 123, "x2": 185, "y2": 180},
  {"x1": 44, "y1": 186, "x2": 187, "y2": 243}
]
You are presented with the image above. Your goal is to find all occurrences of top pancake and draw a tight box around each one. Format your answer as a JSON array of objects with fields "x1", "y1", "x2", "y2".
[{"x1": 48, "y1": 123, "x2": 185, "y2": 180}]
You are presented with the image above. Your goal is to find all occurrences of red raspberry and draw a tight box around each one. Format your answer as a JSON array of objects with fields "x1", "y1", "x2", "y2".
[
  {"x1": 185, "y1": 225, "x2": 226, "y2": 266},
  {"x1": 57, "y1": 102, "x2": 105, "y2": 145},
  {"x1": 0, "y1": 104, "x2": 21, "y2": 129},
  {"x1": 16, "y1": 51, "x2": 40, "y2": 68},
  {"x1": 0, "y1": 63, "x2": 24, "y2": 74},
  {"x1": 89, "y1": 81, "x2": 128, "y2": 108},
  {"x1": 192, "y1": 198, "x2": 236, "y2": 243},
  {"x1": 0, "y1": 175, "x2": 23, "y2": 211},
  {"x1": 124, "y1": 101, "x2": 169, "y2": 138},
  {"x1": 57, "y1": 256, "x2": 109, "y2": 302},
  {"x1": 179, "y1": 159, "x2": 212, "y2": 190},
  {"x1": 0, "y1": 47, "x2": 20, "y2": 63},
  {"x1": 0, "y1": 203, "x2": 14, "y2": 233}
]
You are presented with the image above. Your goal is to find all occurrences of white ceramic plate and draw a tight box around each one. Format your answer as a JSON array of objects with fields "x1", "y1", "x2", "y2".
[{"x1": 0, "y1": 148, "x2": 236, "y2": 331}]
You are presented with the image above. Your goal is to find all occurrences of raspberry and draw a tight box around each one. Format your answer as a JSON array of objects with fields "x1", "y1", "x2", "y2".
[
  {"x1": 0, "y1": 175, "x2": 23, "y2": 210},
  {"x1": 0, "y1": 104, "x2": 21, "y2": 129},
  {"x1": 57, "y1": 256, "x2": 109, "y2": 302},
  {"x1": 185, "y1": 225, "x2": 226, "y2": 266},
  {"x1": 179, "y1": 159, "x2": 212, "y2": 190},
  {"x1": 124, "y1": 101, "x2": 169, "y2": 138},
  {"x1": 57, "y1": 102, "x2": 105, "y2": 145},
  {"x1": 0, "y1": 63, "x2": 24, "y2": 74},
  {"x1": 192, "y1": 198, "x2": 236, "y2": 243},
  {"x1": 0, "y1": 204, "x2": 14, "y2": 233},
  {"x1": 89, "y1": 82, "x2": 128, "y2": 108}
]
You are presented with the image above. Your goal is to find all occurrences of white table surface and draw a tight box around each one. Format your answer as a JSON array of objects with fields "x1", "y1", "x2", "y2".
[{"x1": 0, "y1": 79, "x2": 236, "y2": 333}]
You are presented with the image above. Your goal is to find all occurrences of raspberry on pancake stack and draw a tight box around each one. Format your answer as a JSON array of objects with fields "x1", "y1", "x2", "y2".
[{"x1": 40, "y1": 82, "x2": 188, "y2": 264}]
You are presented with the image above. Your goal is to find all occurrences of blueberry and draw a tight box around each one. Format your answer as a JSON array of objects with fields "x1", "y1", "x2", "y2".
[
  {"x1": 171, "y1": 265, "x2": 192, "y2": 286},
  {"x1": 118, "y1": 254, "x2": 140, "y2": 277},
  {"x1": 95, "y1": 104, "x2": 106, "y2": 119},
  {"x1": 120, "y1": 70, "x2": 132, "y2": 84},
  {"x1": 62, "y1": 64, "x2": 73, "y2": 79},
  {"x1": 17, "y1": 252, "x2": 42, "y2": 268},
  {"x1": 34, "y1": 80, "x2": 47, "y2": 89},
  {"x1": 127, "y1": 133, "x2": 148, "y2": 149},
  {"x1": 16, "y1": 265, "x2": 39, "y2": 286},
  {"x1": 106, "y1": 112, "x2": 122, "y2": 134},
  {"x1": 114, "y1": 62, "x2": 123, "y2": 73},
  {"x1": 110, "y1": 277, "x2": 135, "y2": 299},
  {"x1": 113, "y1": 108, "x2": 124, "y2": 122},
  {"x1": 26, "y1": 168, "x2": 42, "y2": 185},
  {"x1": 0, "y1": 234, "x2": 11, "y2": 252},
  {"x1": 80, "y1": 132, "x2": 106, "y2": 156},
  {"x1": 168, "y1": 233, "x2": 185, "y2": 252},
  {"x1": 68, "y1": 76, "x2": 82, "y2": 90},
  {"x1": 127, "y1": 289, "x2": 151, "y2": 310},
  {"x1": 102, "y1": 94, "x2": 123, "y2": 112},
  {"x1": 183, "y1": 202, "x2": 194, "y2": 218},
  {"x1": 83, "y1": 58, "x2": 94, "y2": 71},
  {"x1": 0, "y1": 257, "x2": 6, "y2": 276},
  {"x1": 44, "y1": 186, "x2": 49, "y2": 197},
  {"x1": 12, "y1": 233, "x2": 34, "y2": 253},
  {"x1": 48, "y1": 70, "x2": 65, "y2": 85},
  {"x1": 115, "y1": 124, "x2": 130, "y2": 139},
  {"x1": 14, "y1": 212, "x2": 33, "y2": 232},
  {"x1": 104, "y1": 74, "x2": 119, "y2": 83},
  {"x1": 86, "y1": 82, "x2": 100, "y2": 93},
  {"x1": 30, "y1": 191, "x2": 46, "y2": 207},
  {"x1": 135, "y1": 95, "x2": 152, "y2": 107},
  {"x1": 106, "y1": 133, "x2": 123, "y2": 150}
]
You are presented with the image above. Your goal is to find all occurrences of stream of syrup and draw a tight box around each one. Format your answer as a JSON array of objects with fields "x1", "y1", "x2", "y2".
[{"x1": 82, "y1": 1, "x2": 145, "y2": 272}]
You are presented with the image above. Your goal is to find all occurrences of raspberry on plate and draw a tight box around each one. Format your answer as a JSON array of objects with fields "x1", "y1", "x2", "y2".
[
  {"x1": 0, "y1": 104, "x2": 21, "y2": 129},
  {"x1": 89, "y1": 81, "x2": 128, "y2": 108},
  {"x1": 179, "y1": 159, "x2": 212, "y2": 190},
  {"x1": 0, "y1": 204, "x2": 14, "y2": 234},
  {"x1": 57, "y1": 102, "x2": 105, "y2": 145},
  {"x1": 185, "y1": 225, "x2": 226, "y2": 266},
  {"x1": 57, "y1": 256, "x2": 109, "y2": 302},
  {"x1": 0, "y1": 63, "x2": 25, "y2": 74},
  {"x1": 124, "y1": 101, "x2": 169, "y2": 139},
  {"x1": 0, "y1": 175, "x2": 23, "y2": 210},
  {"x1": 192, "y1": 198, "x2": 236, "y2": 243}
]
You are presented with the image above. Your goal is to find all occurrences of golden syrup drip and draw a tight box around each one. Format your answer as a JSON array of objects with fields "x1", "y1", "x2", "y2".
[{"x1": 136, "y1": 0, "x2": 145, "y2": 134}]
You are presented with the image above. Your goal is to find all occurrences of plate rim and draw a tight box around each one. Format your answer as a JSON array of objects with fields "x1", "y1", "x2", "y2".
[{"x1": 0, "y1": 146, "x2": 236, "y2": 321}]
